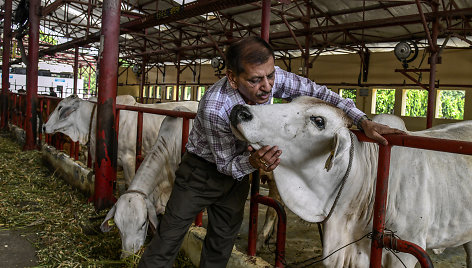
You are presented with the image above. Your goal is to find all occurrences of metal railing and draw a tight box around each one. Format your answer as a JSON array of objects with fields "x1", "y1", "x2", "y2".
[{"x1": 353, "y1": 130, "x2": 472, "y2": 268}]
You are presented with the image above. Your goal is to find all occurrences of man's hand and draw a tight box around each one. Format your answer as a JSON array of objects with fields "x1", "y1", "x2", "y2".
[
  {"x1": 360, "y1": 119, "x2": 406, "y2": 145},
  {"x1": 248, "y1": 145, "x2": 282, "y2": 172}
]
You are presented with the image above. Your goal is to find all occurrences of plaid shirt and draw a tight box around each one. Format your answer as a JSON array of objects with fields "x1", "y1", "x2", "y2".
[{"x1": 186, "y1": 66, "x2": 365, "y2": 180}]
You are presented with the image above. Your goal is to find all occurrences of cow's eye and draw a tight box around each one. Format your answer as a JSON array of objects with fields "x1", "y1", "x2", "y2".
[
  {"x1": 57, "y1": 106, "x2": 62, "y2": 111},
  {"x1": 310, "y1": 116, "x2": 325, "y2": 130}
]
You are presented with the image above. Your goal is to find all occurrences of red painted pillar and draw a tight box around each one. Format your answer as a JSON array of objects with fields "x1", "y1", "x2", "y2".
[
  {"x1": 261, "y1": 0, "x2": 271, "y2": 42},
  {"x1": 73, "y1": 46, "x2": 79, "y2": 95},
  {"x1": 92, "y1": 0, "x2": 121, "y2": 210},
  {"x1": 1, "y1": 0, "x2": 13, "y2": 130},
  {"x1": 370, "y1": 144, "x2": 392, "y2": 267},
  {"x1": 426, "y1": 3, "x2": 439, "y2": 129},
  {"x1": 23, "y1": 0, "x2": 41, "y2": 150}
]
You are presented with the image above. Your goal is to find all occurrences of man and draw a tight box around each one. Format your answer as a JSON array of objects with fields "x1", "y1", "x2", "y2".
[
  {"x1": 49, "y1": 87, "x2": 57, "y2": 97},
  {"x1": 138, "y1": 36, "x2": 403, "y2": 267}
]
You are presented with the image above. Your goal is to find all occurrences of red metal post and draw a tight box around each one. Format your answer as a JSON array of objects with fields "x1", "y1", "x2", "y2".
[
  {"x1": 426, "y1": 2, "x2": 439, "y2": 129},
  {"x1": 261, "y1": 0, "x2": 271, "y2": 42},
  {"x1": 1, "y1": 0, "x2": 13, "y2": 130},
  {"x1": 23, "y1": 0, "x2": 41, "y2": 150},
  {"x1": 70, "y1": 140, "x2": 76, "y2": 158},
  {"x1": 73, "y1": 46, "x2": 79, "y2": 95},
  {"x1": 248, "y1": 170, "x2": 287, "y2": 268},
  {"x1": 181, "y1": 118, "x2": 190, "y2": 155},
  {"x1": 370, "y1": 144, "x2": 392, "y2": 267},
  {"x1": 382, "y1": 235, "x2": 433, "y2": 267},
  {"x1": 92, "y1": 0, "x2": 121, "y2": 210}
]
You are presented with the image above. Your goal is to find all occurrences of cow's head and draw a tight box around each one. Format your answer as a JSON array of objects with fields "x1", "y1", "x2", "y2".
[
  {"x1": 100, "y1": 192, "x2": 159, "y2": 258},
  {"x1": 230, "y1": 96, "x2": 354, "y2": 222},
  {"x1": 42, "y1": 95, "x2": 91, "y2": 144}
]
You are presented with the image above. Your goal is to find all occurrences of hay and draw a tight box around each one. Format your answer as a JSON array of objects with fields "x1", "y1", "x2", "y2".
[{"x1": 0, "y1": 132, "x2": 195, "y2": 267}]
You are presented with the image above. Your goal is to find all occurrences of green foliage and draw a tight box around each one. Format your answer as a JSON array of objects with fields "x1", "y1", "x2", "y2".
[
  {"x1": 375, "y1": 89, "x2": 395, "y2": 114},
  {"x1": 340, "y1": 89, "x2": 357, "y2": 103},
  {"x1": 80, "y1": 67, "x2": 97, "y2": 96},
  {"x1": 273, "y1": 98, "x2": 283, "y2": 104},
  {"x1": 39, "y1": 31, "x2": 57, "y2": 45},
  {"x1": 438, "y1": 90, "x2": 465, "y2": 120},
  {"x1": 404, "y1": 89, "x2": 428, "y2": 117}
]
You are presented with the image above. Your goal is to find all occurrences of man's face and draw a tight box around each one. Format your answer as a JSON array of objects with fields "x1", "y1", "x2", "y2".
[{"x1": 227, "y1": 57, "x2": 276, "y2": 105}]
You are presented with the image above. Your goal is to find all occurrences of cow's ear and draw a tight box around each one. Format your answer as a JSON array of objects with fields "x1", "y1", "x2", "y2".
[
  {"x1": 100, "y1": 205, "x2": 116, "y2": 232},
  {"x1": 146, "y1": 199, "x2": 159, "y2": 234},
  {"x1": 325, "y1": 128, "x2": 351, "y2": 171}
]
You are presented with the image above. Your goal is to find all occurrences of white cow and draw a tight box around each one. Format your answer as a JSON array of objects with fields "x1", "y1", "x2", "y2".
[
  {"x1": 100, "y1": 107, "x2": 188, "y2": 257},
  {"x1": 43, "y1": 95, "x2": 199, "y2": 186},
  {"x1": 230, "y1": 96, "x2": 472, "y2": 267},
  {"x1": 100, "y1": 107, "x2": 283, "y2": 258}
]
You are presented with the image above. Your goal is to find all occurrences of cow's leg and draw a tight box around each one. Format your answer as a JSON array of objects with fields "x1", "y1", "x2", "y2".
[
  {"x1": 464, "y1": 241, "x2": 472, "y2": 268},
  {"x1": 257, "y1": 173, "x2": 281, "y2": 251},
  {"x1": 257, "y1": 207, "x2": 277, "y2": 250}
]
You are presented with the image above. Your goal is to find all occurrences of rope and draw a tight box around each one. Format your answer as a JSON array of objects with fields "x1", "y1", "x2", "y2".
[{"x1": 321, "y1": 131, "x2": 355, "y2": 224}]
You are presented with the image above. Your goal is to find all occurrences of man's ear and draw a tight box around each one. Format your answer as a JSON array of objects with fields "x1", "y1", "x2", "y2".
[{"x1": 226, "y1": 70, "x2": 238, "y2": 89}]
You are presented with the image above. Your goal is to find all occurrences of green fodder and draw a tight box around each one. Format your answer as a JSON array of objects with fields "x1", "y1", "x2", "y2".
[{"x1": 0, "y1": 132, "x2": 195, "y2": 267}]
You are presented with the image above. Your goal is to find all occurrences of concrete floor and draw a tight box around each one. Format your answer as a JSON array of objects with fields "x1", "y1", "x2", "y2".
[{"x1": 0, "y1": 230, "x2": 38, "y2": 268}]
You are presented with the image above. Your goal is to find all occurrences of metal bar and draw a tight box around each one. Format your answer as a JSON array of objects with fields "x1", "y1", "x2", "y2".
[
  {"x1": 396, "y1": 69, "x2": 429, "y2": 90},
  {"x1": 115, "y1": 104, "x2": 197, "y2": 119},
  {"x1": 353, "y1": 131, "x2": 472, "y2": 156},
  {"x1": 24, "y1": 0, "x2": 41, "y2": 150},
  {"x1": 261, "y1": 0, "x2": 271, "y2": 42},
  {"x1": 382, "y1": 235, "x2": 433, "y2": 267},
  {"x1": 73, "y1": 46, "x2": 79, "y2": 95},
  {"x1": 370, "y1": 144, "x2": 392, "y2": 267},
  {"x1": 252, "y1": 194, "x2": 286, "y2": 268},
  {"x1": 415, "y1": 0, "x2": 435, "y2": 51},
  {"x1": 42, "y1": 0, "x2": 65, "y2": 16},
  {"x1": 426, "y1": 2, "x2": 440, "y2": 129},
  {"x1": 92, "y1": 0, "x2": 121, "y2": 210},
  {"x1": 1, "y1": 0, "x2": 12, "y2": 130},
  {"x1": 247, "y1": 169, "x2": 287, "y2": 268},
  {"x1": 75, "y1": 141, "x2": 80, "y2": 160}
]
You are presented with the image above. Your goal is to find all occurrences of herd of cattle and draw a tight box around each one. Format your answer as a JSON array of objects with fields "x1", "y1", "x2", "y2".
[{"x1": 40, "y1": 94, "x2": 472, "y2": 267}]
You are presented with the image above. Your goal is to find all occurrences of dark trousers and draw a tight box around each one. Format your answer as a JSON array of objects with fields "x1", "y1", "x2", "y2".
[{"x1": 138, "y1": 152, "x2": 250, "y2": 268}]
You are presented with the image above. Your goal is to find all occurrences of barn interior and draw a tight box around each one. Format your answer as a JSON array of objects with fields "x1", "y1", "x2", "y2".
[{"x1": 1, "y1": 0, "x2": 472, "y2": 267}]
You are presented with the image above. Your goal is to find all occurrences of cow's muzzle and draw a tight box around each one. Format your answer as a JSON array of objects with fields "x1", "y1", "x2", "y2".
[{"x1": 230, "y1": 105, "x2": 253, "y2": 127}]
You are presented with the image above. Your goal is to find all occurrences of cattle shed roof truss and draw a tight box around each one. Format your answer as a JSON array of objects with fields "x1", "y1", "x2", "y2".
[{"x1": 1, "y1": 0, "x2": 472, "y2": 69}]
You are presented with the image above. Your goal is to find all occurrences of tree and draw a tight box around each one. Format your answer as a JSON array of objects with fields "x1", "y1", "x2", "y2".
[
  {"x1": 375, "y1": 89, "x2": 395, "y2": 114},
  {"x1": 404, "y1": 89, "x2": 428, "y2": 117},
  {"x1": 438, "y1": 90, "x2": 465, "y2": 120},
  {"x1": 80, "y1": 67, "x2": 97, "y2": 96},
  {"x1": 340, "y1": 89, "x2": 357, "y2": 103}
]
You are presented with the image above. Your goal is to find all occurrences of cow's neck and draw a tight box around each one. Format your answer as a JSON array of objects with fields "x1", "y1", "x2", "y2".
[
  {"x1": 128, "y1": 126, "x2": 182, "y2": 197},
  {"x1": 321, "y1": 140, "x2": 379, "y2": 265},
  {"x1": 77, "y1": 100, "x2": 96, "y2": 145}
]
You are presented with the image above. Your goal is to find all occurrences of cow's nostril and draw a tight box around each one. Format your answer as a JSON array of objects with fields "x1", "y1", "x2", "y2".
[{"x1": 230, "y1": 105, "x2": 253, "y2": 127}]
